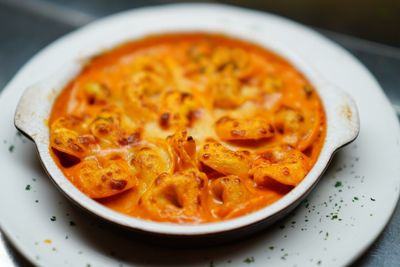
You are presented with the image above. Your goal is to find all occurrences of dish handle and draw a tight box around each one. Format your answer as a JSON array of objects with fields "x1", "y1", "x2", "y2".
[
  {"x1": 325, "y1": 84, "x2": 360, "y2": 151},
  {"x1": 14, "y1": 84, "x2": 47, "y2": 142},
  {"x1": 14, "y1": 61, "x2": 82, "y2": 142}
]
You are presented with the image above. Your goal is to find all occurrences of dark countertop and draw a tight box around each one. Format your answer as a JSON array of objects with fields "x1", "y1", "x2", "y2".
[{"x1": 1, "y1": 1, "x2": 399, "y2": 266}]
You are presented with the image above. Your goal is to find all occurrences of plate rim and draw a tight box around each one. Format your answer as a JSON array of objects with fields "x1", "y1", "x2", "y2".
[{"x1": 1, "y1": 3, "x2": 399, "y2": 266}]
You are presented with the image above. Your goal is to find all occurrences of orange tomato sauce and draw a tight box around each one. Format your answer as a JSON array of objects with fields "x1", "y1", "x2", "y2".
[{"x1": 49, "y1": 33, "x2": 326, "y2": 223}]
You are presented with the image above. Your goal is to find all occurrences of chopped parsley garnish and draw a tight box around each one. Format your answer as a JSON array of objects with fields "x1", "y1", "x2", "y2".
[
  {"x1": 243, "y1": 256, "x2": 255, "y2": 264},
  {"x1": 370, "y1": 197, "x2": 376, "y2": 201},
  {"x1": 334, "y1": 181, "x2": 342, "y2": 187},
  {"x1": 324, "y1": 232, "x2": 329, "y2": 240},
  {"x1": 8, "y1": 145, "x2": 14, "y2": 152},
  {"x1": 69, "y1": 221, "x2": 76, "y2": 226},
  {"x1": 50, "y1": 216, "x2": 56, "y2": 222},
  {"x1": 25, "y1": 184, "x2": 31, "y2": 191},
  {"x1": 269, "y1": 246, "x2": 274, "y2": 250}
]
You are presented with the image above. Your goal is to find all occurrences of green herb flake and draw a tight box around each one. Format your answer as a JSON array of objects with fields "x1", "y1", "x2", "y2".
[
  {"x1": 243, "y1": 256, "x2": 255, "y2": 264},
  {"x1": 50, "y1": 216, "x2": 56, "y2": 222},
  {"x1": 269, "y1": 246, "x2": 274, "y2": 250},
  {"x1": 370, "y1": 197, "x2": 376, "y2": 201},
  {"x1": 324, "y1": 232, "x2": 329, "y2": 240},
  {"x1": 69, "y1": 221, "x2": 76, "y2": 226},
  {"x1": 8, "y1": 145, "x2": 14, "y2": 153},
  {"x1": 334, "y1": 181, "x2": 342, "y2": 188},
  {"x1": 25, "y1": 184, "x2": 31, "y2": 191}
]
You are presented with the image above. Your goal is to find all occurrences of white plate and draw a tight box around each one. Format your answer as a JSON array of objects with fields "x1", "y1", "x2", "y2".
[{"x1": 0, "y1": 3, "x2": 399, "y2": 267}]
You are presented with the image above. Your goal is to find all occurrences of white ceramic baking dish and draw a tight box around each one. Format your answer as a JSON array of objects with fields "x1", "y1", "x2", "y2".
[{"x1": 14, "y1": 4, "x2": 359, "y2": 242}]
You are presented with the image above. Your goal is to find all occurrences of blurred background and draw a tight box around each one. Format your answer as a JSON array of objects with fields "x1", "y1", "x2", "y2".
[
  {"x1": 0, "y1": 1, "x2": 399, "y2": 266},
  {"x1": 1, "y1": 0, "x2": 399, "y2": 114}
]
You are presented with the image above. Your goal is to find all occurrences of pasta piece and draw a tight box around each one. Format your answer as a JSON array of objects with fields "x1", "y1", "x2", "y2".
[
  {"x1": 89, "y1": 109, "x2": 141, "y2": 147},
  {"x1": 184, "y1": 42, "x2": 213, "y2": 75},
  {"x1": 51, "y1": 127, "x2": 86, "y2": 159},
  {"x1": 250, "y1": 145, "x2": 311, "y2": 186},
  {"x1": 84, "y1": 82, "x2": 111, "y2": 105},
  {"x1": 123, "y1": 58, "x2": 169, "y2": 119},
  {"x1": 211, "y1": 47, "x2": 253, "y2": 79},
  {"x1": 274, "y1": 106, "x2": 322, "y2": 151},
  {"x1": 262, "y1": 76, "x2": 283, "y2": 94},
  {"x1": 139, "y1": 170, "x2": 208, "y2": 222},
  {"x1": 50, "y1": 116, "x2": 97, "y2": 166},
  {"x1": 209, "y1": 175, "x2": 250, "y2": 218},
  {"x1": 211, "y1": 75, "x2": 243, "y2": 109},
  {"x1": 198, "y1": 140, "x2": 251, "y2": 177},
  {"x1": 76, "y1": 158, "x2": 137, "y2": 199},
  {"x1": 90, "y1": 113, "x2": 120, "y2": 146},
  {"x1": 159, "y1": 90, "x2": 201, "y2": 129},
  {"x1": 167, "y1": 130, "x2": 197, "y2": 170},
  {"x1": 51, "y1": 116, "x2": 89, "y2": 133},
  {"x1": 215, "y1": 116, "x2": 275, "y2": 141},
  {"x1": 130, "y1": 140, "x2": 174, "y2": 194}
]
